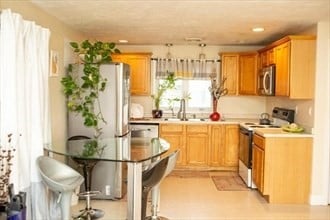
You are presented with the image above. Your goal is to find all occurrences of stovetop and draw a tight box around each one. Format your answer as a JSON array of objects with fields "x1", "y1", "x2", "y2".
[
  {"x1": 240, "y1": 107, "x2": 295, "y2": 132},
  {"x1": 240, "y1": 122, "x2": 280, "y2": 131}
]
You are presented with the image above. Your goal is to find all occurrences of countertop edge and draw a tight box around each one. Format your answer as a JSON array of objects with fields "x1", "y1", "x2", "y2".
[{"x1": 130, "y1": 118, "x2": 259, "y2": 125}]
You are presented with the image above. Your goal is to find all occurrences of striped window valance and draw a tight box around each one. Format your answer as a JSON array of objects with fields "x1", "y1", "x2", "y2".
[{"x1": 154, "y1": 58, "x2": 219, "y2": 79}]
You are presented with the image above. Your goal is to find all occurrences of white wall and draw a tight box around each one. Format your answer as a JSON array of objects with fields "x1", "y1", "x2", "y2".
[
  {"x1": 119, "y1": 44, "x2": 267, "y2": 119},
  {"x1": 311, "y1": 21, "x2": 330, "y2": 205}
]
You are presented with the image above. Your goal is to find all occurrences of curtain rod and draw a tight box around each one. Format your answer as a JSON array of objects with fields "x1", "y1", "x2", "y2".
[{"x1": 151, "y1": 58, "x2": 221, "y2": 62}]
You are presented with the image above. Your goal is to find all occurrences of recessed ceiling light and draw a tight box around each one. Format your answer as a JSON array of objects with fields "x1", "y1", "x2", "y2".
[
  {"x1": 118, "y1": 39, "x2": 128, "y2": 43},
  {"x1": 252, "y1": 27, "x2": 265, "y2": 32}
]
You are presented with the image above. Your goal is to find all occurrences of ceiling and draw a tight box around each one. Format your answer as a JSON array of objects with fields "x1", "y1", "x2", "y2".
[{"x1": 30, "y1": 0, "x2": 329, "y2": 46}]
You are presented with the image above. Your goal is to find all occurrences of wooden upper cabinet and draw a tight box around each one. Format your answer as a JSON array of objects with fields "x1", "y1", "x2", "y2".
[
  {"x1": 220, "y1": 53, "x2": 239, "y2": 95},
  {"x1": 239, "y1": 52, "x2": 258, "y2": 95},
  {"x1": 259, "y1": 35, "x2": 316, "y2": 99},
  {"x1": 112, "y1": 53, "x2": 152, "y2": 96},
  {"x1": 259, "y1": 49, "x2": 274, "y2": 67},
  {"x1": 220, "y1": 52, "x2": 258, "y2": 96}
]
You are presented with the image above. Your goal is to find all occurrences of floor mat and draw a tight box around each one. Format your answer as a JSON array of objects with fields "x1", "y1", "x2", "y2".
[{"x1": 211, "y1": 173, "x2": 250, "y2": 191}]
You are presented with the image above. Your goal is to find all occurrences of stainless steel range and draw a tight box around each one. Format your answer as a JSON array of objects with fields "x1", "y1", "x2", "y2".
[{"x1": 238, "y1": 107, "x2": 295, "y2": 188}]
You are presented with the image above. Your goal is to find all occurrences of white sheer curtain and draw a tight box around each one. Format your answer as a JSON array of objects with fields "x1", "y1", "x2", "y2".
[
  {"x1": 155, "y1": 58, "x2": 219, "y2": 79},
  {"x1": 0, "y1": 9, "x2": 53, "y2": 219}
]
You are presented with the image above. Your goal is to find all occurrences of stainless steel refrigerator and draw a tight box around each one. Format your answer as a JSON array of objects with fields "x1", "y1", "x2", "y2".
[{"x1": 67, "y1": 62, "x2": 130, "y2": 200}]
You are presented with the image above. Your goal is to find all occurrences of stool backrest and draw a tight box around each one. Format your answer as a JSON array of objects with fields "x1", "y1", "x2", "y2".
[
  {"x1": 68, "y1": 135, "x2": 91, "y2": 140},
  {"x1": 37, "y1": 156, "x2": 84, "y2": 191},
  {"x1": 164, "y1": 150, "x2": 180, "y2": 177}
]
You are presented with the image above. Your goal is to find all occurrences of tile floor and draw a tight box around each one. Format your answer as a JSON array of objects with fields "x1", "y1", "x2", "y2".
[{"x1": 71, "y1": 173, "x2": 330, "y2": 220}]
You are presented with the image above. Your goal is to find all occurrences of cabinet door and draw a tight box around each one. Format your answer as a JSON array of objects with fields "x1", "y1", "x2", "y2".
[
  {"x1": 186, "y1": 125, "x2": 209, "y2": 167},
  {"x1": 239, "y1": 52, "x2": 258, "y2": 95},
  {"x1": 159, "y1": 124, "x2": 186, "y2": 166},
  {"x1": 112, "y1": 53, "x2": 151, "y2": 95},
  {"x1": 223, "y1": 125, "x2": 239, "y2": 166},
  {"x1": 220, "y1": 53, "x2": 239, "y2": 95},
  {"x1": 274, "y1": 42, "x2": 290, "y2": 96},
  {"x1": 259, "y1": 51, "x2": 268, "y2": 68},
  {"x1": 267, "y1": 49, "x2": 274, "y2": 65},
  {"x1": 209, "y1": 125, "x2": 225, "y2": 166},
  {"x1": 252, "y1": 144, "x2": 264, "y2": 193}
]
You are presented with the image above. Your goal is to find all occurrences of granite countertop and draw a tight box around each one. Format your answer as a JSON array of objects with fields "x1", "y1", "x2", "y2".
[{"x1": 254, "y1": 127, "x2": 313, "y2": 138}]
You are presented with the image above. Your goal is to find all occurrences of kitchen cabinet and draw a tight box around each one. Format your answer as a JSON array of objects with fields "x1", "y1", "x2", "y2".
[
  {"x1": 220, "y1": 53, "x2": 239, "y2": 95},
  {"x1": 160, "y1": 123, "x2": 239, "y2": 170},
  {"x1": 252, "y1": 133, "x2": 312, "y2": 203},
  {"x1": 186, "y1": 125, "x2": 209, "y2": 167},
  {"x1": 259, "y1": 49, "x2": 274, "y2": 67},
  {"x1": 252, "y1": 134, "x2": 265, "y2": 192},
  {"x1": 112, "y1": 53, "x2": 152, "y2": 96},
  {"x1": 209, "y1": 124, "x2": 239, "y2": 168},
  {"x1": 220, "y1": 52, "x2": 258, "y2": 96},
  {"x1": 159, "y1": 124, "x2": 186, "y2": 166},
  {"x1": 238, "y1": 52, "x2": 258, "y2": 95},
  {"x1": 259, "y1": 35, "x2": 316, "y2": 99}
]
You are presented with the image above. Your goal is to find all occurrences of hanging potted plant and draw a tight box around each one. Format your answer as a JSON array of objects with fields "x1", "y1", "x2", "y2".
[
  {"x1": 151, "y1": 72, "x2": 176, "y2": 118},
  {"x1": 208, "y1": 73, "x2": 228, "y2": 121},
  {"x1": 61, "y1": 40, "x2": 120, "y2": 155}
]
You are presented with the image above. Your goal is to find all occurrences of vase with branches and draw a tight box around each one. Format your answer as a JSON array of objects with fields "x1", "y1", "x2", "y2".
[{"x1": 208, "y1": 73, "x2": 228, "y2": 121}]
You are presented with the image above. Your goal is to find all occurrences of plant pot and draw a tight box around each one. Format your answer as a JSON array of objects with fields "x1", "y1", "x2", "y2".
[{"x1": 152, "y1": 109, "x2": 163, "y2": 118}]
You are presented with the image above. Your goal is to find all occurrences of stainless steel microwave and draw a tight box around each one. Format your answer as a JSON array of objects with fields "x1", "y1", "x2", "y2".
[{"x1": 258, "y1": 64, "x2": 275, "y2": 96}]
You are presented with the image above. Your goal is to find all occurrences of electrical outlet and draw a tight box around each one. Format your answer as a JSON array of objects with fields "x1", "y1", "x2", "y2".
[
  {"x1": 105, "y1": 185, "x2": 111, "y2": 196},
  {"x1": 308, "y1": 107, "x2": 313, "y2": 116}
]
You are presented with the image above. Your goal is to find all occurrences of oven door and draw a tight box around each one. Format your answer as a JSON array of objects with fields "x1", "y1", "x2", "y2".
[{"x1": 239, "y1": 127, "x2": 253, "y2": 168}]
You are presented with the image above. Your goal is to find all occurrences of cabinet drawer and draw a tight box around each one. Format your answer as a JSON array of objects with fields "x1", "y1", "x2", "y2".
[
  {"x1": 186, "y1": 125, "x2": 208, "y2": 133},
  {"x1": 160, "y1": 124, "x2": 184, "y2": 133},
  {"x1": 253, "y1": 134, "x2": 265, "y2": 150}
]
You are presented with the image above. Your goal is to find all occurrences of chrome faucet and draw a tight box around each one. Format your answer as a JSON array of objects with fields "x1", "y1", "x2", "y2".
[{"x1": 177, "y1": 99, "x2": 187, "y2": 121}]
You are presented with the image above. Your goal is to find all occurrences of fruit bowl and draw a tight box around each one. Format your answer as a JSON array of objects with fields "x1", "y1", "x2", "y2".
[{"x1": 281, "y1": 124, "x2": 304, "y2": 133}]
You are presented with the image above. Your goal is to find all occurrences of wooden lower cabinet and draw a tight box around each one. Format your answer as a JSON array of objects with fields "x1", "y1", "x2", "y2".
[
  {"x1": 159, "y1": 124, "x2": 186, "y2": 166},
  {"x1": 252, "y1": 134, "x2": 312, "y2": 203},
  {"x1": 209, "y1": 124, "x2": 239, "y2": 168},
  {"x1": 186, "y1": 125, "x2": 209, "y2": 167},
  {"x1": 160, "y1": 123, "x2": 239, "y2": 170},
  {"x1": 252, "y1": 138, "x2": 265, "y2": 192}
]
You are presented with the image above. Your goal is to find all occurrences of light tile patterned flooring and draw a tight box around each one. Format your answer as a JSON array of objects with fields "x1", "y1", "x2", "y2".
[{"x1": 71, "y1": 173, "x2": 330, "y2": 220}]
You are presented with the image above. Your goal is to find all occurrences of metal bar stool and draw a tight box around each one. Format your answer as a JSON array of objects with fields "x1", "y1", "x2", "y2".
[
  {"x1": 146, "y1": 150, "x2": 179, "y2": 220},
  {"x1": 142, "y1": 150, "x2": 180, "y2": 220},
  {"x1": 68, "y1": 136, "x2": 104, "y2": 220},
  {"x1": 36, "y1": 156, "x2": 84, "y2": 220}
]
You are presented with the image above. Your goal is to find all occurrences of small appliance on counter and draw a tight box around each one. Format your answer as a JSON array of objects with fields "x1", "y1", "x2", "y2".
[
  {"x1": 130, "y1": 103, "x2": 144, "y2": 119},
  {"x1": 238, "y1": 107, "x2": 295, "y2": 188},
  {"x1": 259, "y1": 112, "x2": 271, "y2": 125}
]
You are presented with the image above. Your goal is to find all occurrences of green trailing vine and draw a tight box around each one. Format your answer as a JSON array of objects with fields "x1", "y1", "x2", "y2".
[{"x1": 61, "y1": 40, "x2": 120, "y2": 139}]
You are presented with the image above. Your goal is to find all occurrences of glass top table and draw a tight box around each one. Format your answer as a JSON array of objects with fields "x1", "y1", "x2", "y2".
[{"x1": 44, "y1": 136, "x2": 170, "y2": 220}]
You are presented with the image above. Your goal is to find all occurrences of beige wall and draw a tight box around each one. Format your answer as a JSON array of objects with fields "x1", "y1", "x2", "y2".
[{"x1": 1, "y1": 0, "x2": 86, "y2": 148}]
